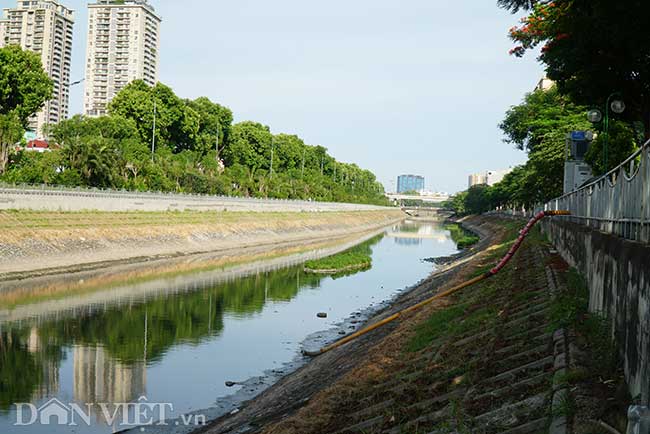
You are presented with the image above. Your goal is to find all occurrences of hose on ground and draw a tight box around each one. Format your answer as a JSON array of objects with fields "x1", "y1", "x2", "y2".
[{"x1": 303, "y1": 210, "x2": 570, "y2": 357}]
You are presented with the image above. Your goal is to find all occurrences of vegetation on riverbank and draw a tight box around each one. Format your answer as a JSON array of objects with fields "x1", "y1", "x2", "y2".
[
  {"x1": 0, "y1": 46, "x2": 388, "y2": 205},
  {"x1": 304, "y1": 251, "x2": 371, "y2": 274},
  {"x1": 444, "y1": 1, "x2": 650, "y2": 215},
  {"x1": 303, "y1": 235, "x2": 380, "y2": 274},
  {"x1": 444, "y1": 223, "x2": 479, "y2": 249}
]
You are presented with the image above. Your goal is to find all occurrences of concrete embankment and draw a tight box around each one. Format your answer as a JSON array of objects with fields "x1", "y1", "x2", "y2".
[
  {"x1": 541, "y1": 217, "x2": 650, "y2": 406},
  {"x1": 0, "y1": 209, "x2": 404, "y2": 284}
]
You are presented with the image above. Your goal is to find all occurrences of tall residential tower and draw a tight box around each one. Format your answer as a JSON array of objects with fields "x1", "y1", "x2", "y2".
[
  {"x1": 1, "y1": 0, "x2": 74, "y2": 136},
  {"x1": 84, "y1": 0, "x2": 161, "y2": 117},
  {"x1": 397, "y1": 174, "x2": 425, "y2": 194}
]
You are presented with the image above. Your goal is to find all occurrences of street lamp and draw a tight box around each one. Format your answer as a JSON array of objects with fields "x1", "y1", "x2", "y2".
[
  {"x1": 587, "y1": 92, "x2": 625, "y2": 171},
  {"x1": 269, "y1": 135, "x2": 275, "y2": 179},
  {"x1": 151, "y1": 99, "x2": 157, "y2": 162}
]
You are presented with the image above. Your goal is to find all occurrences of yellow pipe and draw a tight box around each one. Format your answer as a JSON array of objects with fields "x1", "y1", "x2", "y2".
[{"x1": 303, "y1": 210, "x2": 570, "y2": 357}]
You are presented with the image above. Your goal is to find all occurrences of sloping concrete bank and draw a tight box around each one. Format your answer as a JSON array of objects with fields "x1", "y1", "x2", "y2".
[
  {"x1": 0, "y1": 209, "x2": 404, "y2": 284},
  {"x1": 540, "y1": 218, "x2": 650, "y2": 405}
]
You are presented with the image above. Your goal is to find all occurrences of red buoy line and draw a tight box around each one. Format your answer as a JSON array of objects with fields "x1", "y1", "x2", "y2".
[{"x1": 303, "y1": 210, "x2": 570, "y2": 357}]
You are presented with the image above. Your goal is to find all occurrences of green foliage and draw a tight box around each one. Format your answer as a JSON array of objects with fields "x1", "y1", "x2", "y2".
[
  {"x1": 448, "y1": 87, "x2": 594, "y2": 214},
  {"x1": 0, "y1": 45, "x2": 53, "y2": 174},
  {"x1": 407, "y1": 304, "x2": 467, "y2": 352},
  {"x1": 500, "y1": 87, "x2": 589, "y2": 153},
  {"x1": 501, "y1": 0, "x2": 650, "y2": 137},
  {"x1": 0, "y1": 45, "x2": 53, "y2": 123},
  {"x1": 585, "y1": 121, "x2": 639, "y2": 175},
  {"x1": 444, "y1": 224, "x2": 479, "y2": 249},
  {"x1": 304, "y1": 252, "x2": 371, "y2": 273},
  {"x1": 304, "y1": 236, "x2": 379, "y2": 273},
  {"x1": 549, "y1": 268, "x2": 619, "y2": 379},
  {"x1": 2, "y1": 80, "x2": 388, "y2": 205},
  {"x1": 108, "y1": 80, "x2": 199, "y2": 153}
]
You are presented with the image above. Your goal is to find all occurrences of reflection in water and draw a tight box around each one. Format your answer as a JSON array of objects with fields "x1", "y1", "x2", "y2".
[
  {"x1": 394, "y1": 237, "x2": 422, "y2": 246},
  {"x1": 1, "y1": 267, "x2": 321, "y2": 411},
  {"x1": 0, "y1": 239, "x2": 380, "y2": 413},
  {"x1": 73, "y1": 345, "x2": 146, "y2": 425},
  {"x1": 0, "y1": 223, "x2": 458, "y2": 433}
]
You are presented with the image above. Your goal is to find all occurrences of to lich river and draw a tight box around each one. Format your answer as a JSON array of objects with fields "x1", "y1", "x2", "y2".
[{"x1": 0, "y1": 220, "x2": 460, "y2": 433}]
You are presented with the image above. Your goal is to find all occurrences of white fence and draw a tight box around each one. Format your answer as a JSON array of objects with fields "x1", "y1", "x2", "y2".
[
  {"x1": 543, "y1": 138, "x2": 650, "y2": 244},
  {"x1": 0, "y1": 183, "x2": 393, "y2": 213}
]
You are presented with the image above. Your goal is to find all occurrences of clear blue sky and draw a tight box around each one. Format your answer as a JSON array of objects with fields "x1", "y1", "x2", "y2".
[{"x1": 64, "y1": 0, "x2": 543, "y2": 194}]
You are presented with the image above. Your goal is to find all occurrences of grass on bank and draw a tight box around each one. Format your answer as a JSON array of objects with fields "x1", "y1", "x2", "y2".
[
  {"x1": 407, "y1": 219, "x2": 526, "y2": 352},
  {"x1": 304, "y1": 251, "x2": 371, "y2": 273},
  {"x1": 445, "y1": 223, "x2": 480, "y2": 249},
  {"x1": 303, "y1": 235, "x2": 381, "y2": 274}
]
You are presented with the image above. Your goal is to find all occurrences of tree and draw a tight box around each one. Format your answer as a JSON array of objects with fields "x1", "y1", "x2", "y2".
[
  {"x1": 0, "y1": 45, "x2": 53, "y2": 173},
  {"x1": 108, "y1": 80, "x2": 199, "y2": 152},
  {"x1": 585, "y1": 121, "x2": 639, "y2": 175},
  {"x1": 500, "y1": 87, "x2": 588, "y2": 153},
  {"x1": 185, "y1": 97, "x2": 233, "y2": 157},
  {"x1": 0, "y1": 45, "x2": 52, "y2": 122},
  {"x1": 223, "y1": 121, "x2": 272, "y2": 170},
  {"x1": 0, "y1": 113, "x2": 23, "y2": 174},
  {"x1": 498, "y1": 87, "x2": 590, "y2": 205},
  {"x1": 503, "y1": 0, "x2": 650, "y2": 137},
  {"x1": 497, "y1": 0, "x2": 538, "y2": 13}
]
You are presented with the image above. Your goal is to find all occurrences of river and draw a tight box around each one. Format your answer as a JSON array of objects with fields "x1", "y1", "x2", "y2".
[{"x1": 0, "y1": 220, "x2": 459, "y2": 433}]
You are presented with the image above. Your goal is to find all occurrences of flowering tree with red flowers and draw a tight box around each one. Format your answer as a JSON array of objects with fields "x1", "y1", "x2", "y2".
[{"x1": 501, "y1": 0, "x2": 650, "y2": 138}]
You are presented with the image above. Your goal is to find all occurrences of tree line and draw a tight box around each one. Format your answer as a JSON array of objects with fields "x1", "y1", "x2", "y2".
[
  {"x1": 0, "y1": 45, "x2": 388, "y2": 205},
  {"x1": 447, "y1": 0, "x2": 647, "y2": 215}
]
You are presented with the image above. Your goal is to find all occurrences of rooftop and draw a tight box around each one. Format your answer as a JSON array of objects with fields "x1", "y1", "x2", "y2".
[{"x1": 90, "y1": 0, "x2": 158, "y2": 15}]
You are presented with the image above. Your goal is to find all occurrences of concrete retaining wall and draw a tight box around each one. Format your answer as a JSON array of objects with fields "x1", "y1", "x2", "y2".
[
  {"x1": 541, "y1": 218, "x2": 650, "y2": 405},
  {"x1": 0, "y1": 187, "x2": 391, "y2": 212}
]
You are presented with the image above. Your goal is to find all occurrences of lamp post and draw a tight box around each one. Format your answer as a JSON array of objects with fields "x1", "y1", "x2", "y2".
[
  {"x1": 269, "y1": 135, "x2": 274, "y2": 179},
  {"x1": 587, "y1": 92, "x2": 625, "y2": 172},
  {"x1": 151, "y1": 99, "x2": 157, "y2": 162},
  {"x1": 215, "y1": 123, "x2": 219, "y2": 156}
]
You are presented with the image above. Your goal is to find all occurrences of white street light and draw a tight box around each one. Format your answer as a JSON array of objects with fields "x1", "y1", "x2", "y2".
[
  {"x1": 610, "y1": 99, "x2": 626, "y2": 114},
  {"x1": 587, "y1": 109, "x2": 603, "y2": 123}
]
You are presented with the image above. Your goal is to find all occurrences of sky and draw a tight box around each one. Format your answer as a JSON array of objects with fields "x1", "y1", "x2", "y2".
[{"x1": 62, "y1": 0, "x2": 543, "y2": 194}]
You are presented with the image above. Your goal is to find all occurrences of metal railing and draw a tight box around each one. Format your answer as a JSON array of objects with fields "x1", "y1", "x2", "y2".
[{"x1": 542, "y1": 138, "x2": 650, "y2": 244}]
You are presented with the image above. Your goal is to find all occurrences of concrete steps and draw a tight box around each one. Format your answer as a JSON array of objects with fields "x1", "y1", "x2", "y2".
[{"x1": 322, "y1": 244, "x2": 562, "y2": 434}]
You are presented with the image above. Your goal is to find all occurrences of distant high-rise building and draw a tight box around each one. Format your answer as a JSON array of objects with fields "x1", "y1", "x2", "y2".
[
  {"x1": 84, "y1": 0, "x2": 161, "y2": 117},
  {"x1": 468, "y1": 173, "x2": 486, "y2": 188},
  {"x1": 0, "y1": 16, "x2": 8, "y2": 45},
  {"x1": 1, "y1": 0, "x2": 74, "y2": 137},
  {"x1": 397, "y1": 175, "x2": 425, "y2": 193},
  {"x1": 468, "y1": 169, "x2": 512, "y2": 189}
]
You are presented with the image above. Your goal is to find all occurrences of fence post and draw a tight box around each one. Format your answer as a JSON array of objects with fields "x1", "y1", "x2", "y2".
[{"x1": 642, "y1": 147, "x2": 649, "y2": 243}]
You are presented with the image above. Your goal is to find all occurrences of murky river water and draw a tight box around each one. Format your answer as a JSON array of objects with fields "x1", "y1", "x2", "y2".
[{"x1": 0, "y1": 220, "x2": 459, "y2": 433}]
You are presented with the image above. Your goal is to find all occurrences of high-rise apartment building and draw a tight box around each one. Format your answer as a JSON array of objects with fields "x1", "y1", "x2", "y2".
[
  {"x1": 84, "y1": 0, "x2": 161, "y2": 117},
  {"x1": 1, "y1": 0, "x2": 74, "y2": 136},
  {"x1": 397, "y1": 174, "x2": 425, "y2": 193},
  {"x1": 0, "y1": 17, "x2": 8, "y2": 45}
]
